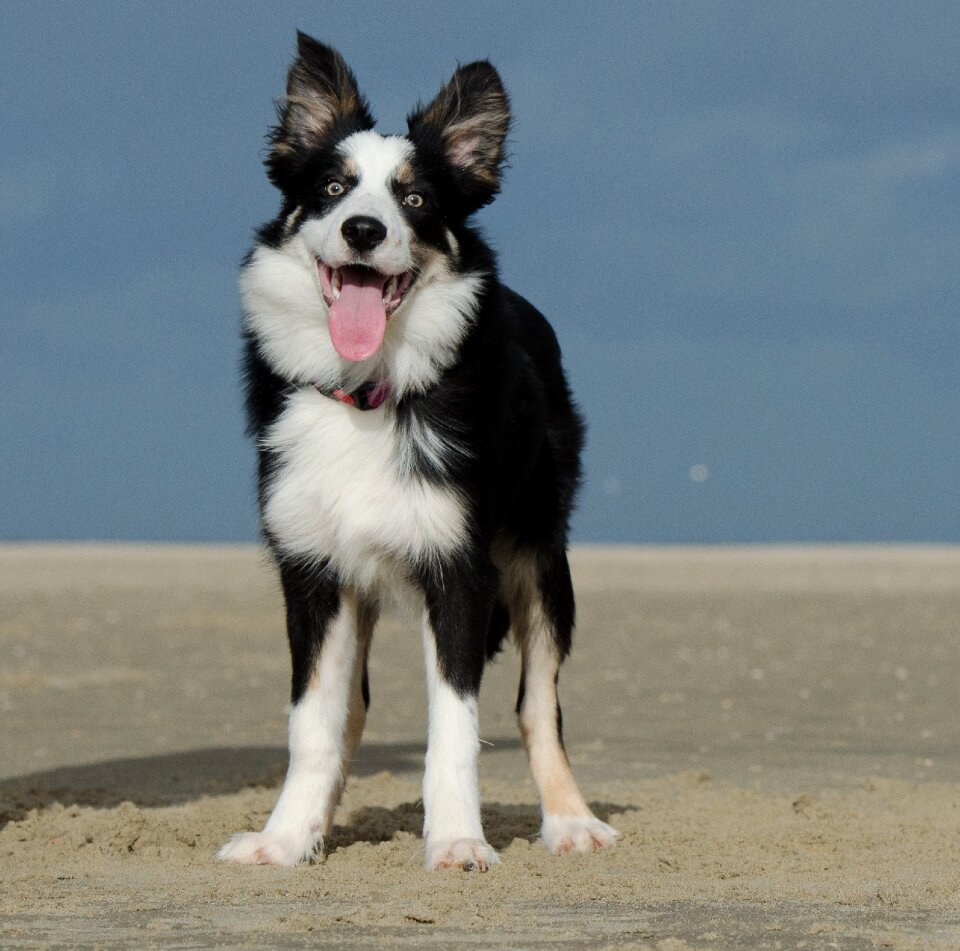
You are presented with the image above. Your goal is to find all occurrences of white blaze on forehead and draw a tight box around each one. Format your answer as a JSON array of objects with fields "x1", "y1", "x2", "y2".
[{"x1": 339, "y1": 130, "x2": 413, "y2": 189}]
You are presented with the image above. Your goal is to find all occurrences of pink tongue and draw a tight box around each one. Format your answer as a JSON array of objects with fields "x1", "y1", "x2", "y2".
[{"x1": 328, "y1": 267, "x2": 387, "y2": 361}]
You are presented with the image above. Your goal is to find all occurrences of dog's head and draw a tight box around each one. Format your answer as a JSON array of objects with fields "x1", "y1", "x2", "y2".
[{"x1": 246, "y1": 33, "x2": 510, "y2": 379}]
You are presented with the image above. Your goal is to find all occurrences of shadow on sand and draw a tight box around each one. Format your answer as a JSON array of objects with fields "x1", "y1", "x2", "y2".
[
  {"x1": 0, "y1": 740, "x2": 631, "y2": 851},
  {"x1": 0, "y1": 739, "x2": 520, "y2": 827},
  {"x1": 324, "y1": 800, "x2": 628, "y2": 853}
]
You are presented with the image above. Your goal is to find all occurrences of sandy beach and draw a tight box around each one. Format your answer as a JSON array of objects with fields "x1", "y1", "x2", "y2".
[{"x1": 2, "y1": 544, "x2": 959, "y2": 949}]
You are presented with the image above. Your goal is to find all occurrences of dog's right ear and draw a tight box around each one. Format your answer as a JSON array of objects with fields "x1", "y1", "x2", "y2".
[{"x1": 267, "y1": 33, "x2": 374, "y2": 189}]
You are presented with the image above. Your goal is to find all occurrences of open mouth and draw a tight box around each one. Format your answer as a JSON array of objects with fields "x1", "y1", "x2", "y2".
[{"x1": 318, "y1": 262, "x2": 415, "y2": 362}]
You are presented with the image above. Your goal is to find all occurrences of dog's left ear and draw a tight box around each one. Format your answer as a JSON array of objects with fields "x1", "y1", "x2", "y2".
[{"x1": 407, "y1": 61, "x2": 510, "y2": 213}]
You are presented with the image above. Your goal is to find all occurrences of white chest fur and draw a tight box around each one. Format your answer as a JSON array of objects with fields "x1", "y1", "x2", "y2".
[{"x1": 263, "y1": 388, "x2": 468, "y2": 592}]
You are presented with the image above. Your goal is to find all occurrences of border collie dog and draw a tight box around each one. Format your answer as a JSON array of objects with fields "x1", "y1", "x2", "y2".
[{"x1": 219, "y1": 33, "x2": 617, "y2": 871}]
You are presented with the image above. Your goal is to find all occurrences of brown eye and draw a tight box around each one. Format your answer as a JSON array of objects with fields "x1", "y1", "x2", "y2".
[
  {"x1": 404, "y1": 192, "x2": 425, "y2": 208},
  {"x1": 325, "y1": 180, "x2": 346, "y2": 197}
]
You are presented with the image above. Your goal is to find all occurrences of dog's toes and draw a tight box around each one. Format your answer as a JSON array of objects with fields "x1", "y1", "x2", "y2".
[
  {"x1": 426, "y1": 837, "x2": 500, "y2": 872},
  {"x1": 541, "y1": 815, "x2": 618, "y2": 855},
  {"x1": 217, "y1": 830, "x2": 314, "y2": 866}
]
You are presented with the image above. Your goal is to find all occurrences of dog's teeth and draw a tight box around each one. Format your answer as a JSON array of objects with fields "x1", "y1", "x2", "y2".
[{"x1": 334, "y1": 269, "x2": 341, "y2": 299}]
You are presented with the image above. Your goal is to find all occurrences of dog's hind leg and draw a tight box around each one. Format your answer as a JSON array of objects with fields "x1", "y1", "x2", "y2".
[
  {"x1": 219, "y1": 562, "x2": 368, "y2": 866},
  {"x1": 511, "y1": 549, "x2": 618, "y2": 854},
  {"x1": 419, "y1": 558, "x2": 500, "y2": 872},
  {"x1": 341, "y1": 598, "x2": 376, "y2": 787}
]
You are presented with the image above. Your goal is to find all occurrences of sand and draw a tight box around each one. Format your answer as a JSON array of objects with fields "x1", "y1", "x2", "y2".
[{"x1": 2, "y1": 544, "x2": 959, "y2": 949}]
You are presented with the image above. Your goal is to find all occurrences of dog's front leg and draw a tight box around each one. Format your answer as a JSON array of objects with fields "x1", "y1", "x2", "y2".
[
  {"x1": 220, "y1": 566, "x2": 366, "y2": 866},
  {"x1": 420, "y1": 564, "x2": 499, "y2": 872}
]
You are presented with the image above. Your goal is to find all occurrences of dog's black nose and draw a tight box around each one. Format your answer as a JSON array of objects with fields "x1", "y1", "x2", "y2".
[{"x1": 341, "y1": 216, "x2": 387, "y2": 253}]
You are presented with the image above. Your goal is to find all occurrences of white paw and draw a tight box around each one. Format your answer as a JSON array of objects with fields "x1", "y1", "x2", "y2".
[
  {"x1": 541, "y1": 814, "x2": 618, "y2": 855},
  {"x1": 425, "y1": 837, "x2": 500, "y2": 872},
  {"x1": 217, "y1": 830, "x2": 318, "y2": 867}
]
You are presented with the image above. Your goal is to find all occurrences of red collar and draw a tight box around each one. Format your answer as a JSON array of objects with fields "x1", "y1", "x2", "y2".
[{"x1": 314, "y1": 379, "x2": 390, "y2": 410}]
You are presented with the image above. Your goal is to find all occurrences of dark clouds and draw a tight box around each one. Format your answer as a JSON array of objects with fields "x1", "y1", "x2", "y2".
[{"x1": 2, "y1": 2, "x2": 957, "y2": 541}]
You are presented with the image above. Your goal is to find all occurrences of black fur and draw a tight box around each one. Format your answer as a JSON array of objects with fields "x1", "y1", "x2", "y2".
[{"x1": 277, "y1": 558, "x2": 341, "y2": 702}]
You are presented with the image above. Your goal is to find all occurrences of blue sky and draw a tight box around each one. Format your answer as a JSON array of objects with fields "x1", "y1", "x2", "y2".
[{"x1": 2, "y1": 1, "x2": 958, "y2": 542}]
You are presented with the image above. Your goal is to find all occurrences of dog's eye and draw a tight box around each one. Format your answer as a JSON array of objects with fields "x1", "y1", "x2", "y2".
[
  {"x1": 325, "y1": 180, "x2": 346, "y2": 197},
  {"x1": 404, "y1": 192, "x2": 425, "y2": 208}
]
